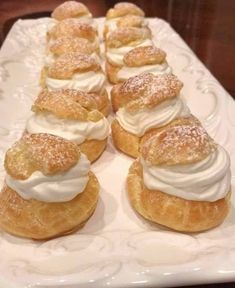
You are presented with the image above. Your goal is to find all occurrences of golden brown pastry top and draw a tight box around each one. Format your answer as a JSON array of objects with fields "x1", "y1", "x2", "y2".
[
  {"x1": 49, "y1": 36, "x2": 99, "y2": 56},
  {"x1": 116, "y1": 15, "x2": 146, "y2": 29},
  {"x1": 48, "y1": 19, "x2": 97, "y2": 42},
  {"x1": 106, "y1": 27, "x2": 151, "y2": 48},
  {"x1": 106, "y1": 2, "x2": 144, "y2": 19},
  {"x1": 123, "y1": 46, "x2": 167, "y2": 67},
  {"x1": 32, "y1": 89, "x2": 105, "y2": 122},
  {"x1": 51, "y1": 1, "x2": 91, "y2": 20},
  {"x1": 5, "y1": 134, "x2": 80, "y2": 180},
  {"x1": 140, "y1": 117, "x2": 217, "y2": 166},
  {"x1": 111, "y1": 73, "x2": 183, "y2": 112},
  {"x1": 47, "y1": 52, "x2": 102, "y2": 79}
]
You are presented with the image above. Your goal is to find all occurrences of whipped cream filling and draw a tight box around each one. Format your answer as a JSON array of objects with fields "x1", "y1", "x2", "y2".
[
  {"x1": 116, "y1": 97, "x2": 190, "y2": 136},
  {"x1": 106, "y1": 39, "x2": 153, "y2": 66},
  {"x1": 45, "y1": 71, "x2": 106, "y2": 92},
  {"x1": 117, "y1": 62, "x2": 172, "y2": 80},
  {"x1": 5, "y1": 153, "x2": 90, "y2": 203},
  {"x1": 26, "y1": 113, "x2": 110, "y2": 144},
  {"x1": 141, "y1": 146, "x2": 231, "y2": 202}
]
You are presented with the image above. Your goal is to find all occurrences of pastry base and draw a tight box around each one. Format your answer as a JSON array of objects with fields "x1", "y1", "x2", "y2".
[
  {"x1": 0, "y1": 172, "x2": 99, "y2": 240},
  {"x1": 111, "y1": 119, "x2": 140, "y2": 158},
  {"x1": 105, "y1": 60, "x2": 121, "y2": 84},
  {"x1": 79, "y1": 138, "x2": 107, "y2": 163},
  {"x1": 127, "y1": 160, "x2": 231, "y2": 232}
]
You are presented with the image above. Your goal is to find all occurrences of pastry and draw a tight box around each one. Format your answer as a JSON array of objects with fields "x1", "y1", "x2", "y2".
[
  {"x1": 106, "y1": 2, "x2": 144, "y2": 22},
  {"x1": 127, "y1": 119, "x2": 231, "y2": 232},
  {"x1": 26, "y1": 89, "x2": 110, "y2": 162},
  {"x1": 106, "y1": 45, "x2": 172, "y2": 84},
  {"x1": 41, "y1": 52, "x2": 106, "y2": 93},
  {"x1": 51, "y1": 1, "x2": 92, "y2": 21},
  {"x1": 0, "y1": 133, "x2": 100, "y2": 240},
  {"x1": 45, "y1": 36, "x2": 100, "y2": 66},
  {"x1": 104, "y1": 14, "x2": 148, "y2": 38},
  {"x1": 105, "y1": 27, "x2": 153, "y2": 69},
  {"x1": 111, "y1": 73, "x2": 190, "y2": 157},
  {"x1": 47, "y1": 19, "x2": 98, "y2": 44}
]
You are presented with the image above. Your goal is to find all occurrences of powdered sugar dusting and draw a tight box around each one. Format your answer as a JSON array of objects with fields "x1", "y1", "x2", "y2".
[
  {"x1": 5, "y1": 134, "x2": 80, "y2": 179},
  {"x1": 47, "y1": 52, "x2": 101, "y2": 79},
  {"x1": 33, "y1": 89, "x2": 103, "y2": 121},
  {"x1": 141, "y1": 124, "x2": 217, "y2": 165},
  {"x1": 52, "y1": 1, "x2": 90, "y2": 20},
  {"x1": 118, "y1": 73, "x2": 183, "y2": 111},
  {"x1": 124, "y1": 45, "x2": 166, "y2": 66}
]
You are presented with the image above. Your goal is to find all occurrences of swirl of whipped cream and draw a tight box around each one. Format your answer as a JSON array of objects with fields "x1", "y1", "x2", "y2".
[
  {"x1": 117, "y1": 62, "x2": 172, "y2": 80},
  {"x1": 106, "y1": 39, "x2": 153, "y2": 66},
  {"x1": 141, "y1": 146, "x2": 231, "y2": 202},
  {"x1": 116, "y1": 97, "x2": 190, "y2": 136},
  {"x1": 5, "y1": 153, "x2": 90, "y2": 203},
  {"x1": 45, "y1": 71, "x2": 106, "y2": 92},
  {"x1": 26, "y1": 113, "x2": 110, "y2": 144}
]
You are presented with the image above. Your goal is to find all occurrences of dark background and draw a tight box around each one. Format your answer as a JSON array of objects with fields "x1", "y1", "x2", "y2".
[{"x1": 0, "y1": 1, "x2": 235, "y2": 287}]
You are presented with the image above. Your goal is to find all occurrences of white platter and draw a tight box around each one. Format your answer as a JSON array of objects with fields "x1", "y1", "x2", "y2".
[{"x1": 0, "y1": 17, "x2": 235, "y2": 288}]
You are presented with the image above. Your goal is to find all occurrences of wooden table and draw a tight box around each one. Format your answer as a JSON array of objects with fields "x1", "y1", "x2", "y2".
[{"x1": 0, "y1": 1, "x2": 234, "y2": 287}]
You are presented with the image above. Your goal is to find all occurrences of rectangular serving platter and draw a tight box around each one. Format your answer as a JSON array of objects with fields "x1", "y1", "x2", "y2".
[{"x1": 0, "y1": 17, "x2": 235, "y2": 288}]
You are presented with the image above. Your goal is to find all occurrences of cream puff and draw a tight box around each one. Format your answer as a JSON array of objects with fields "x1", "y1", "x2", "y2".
[
  {"x1": 105, "y1": 27, "x2": 153, "y2": 69},
  {"x1": 0, "y1": 133, "x2": 100, "y2": 240},
  {"x1": 47, "y1": 19, "x2": 98, "y2": 44},
  {"x1": 127, "y1": 118, "x2": 231, "y2": 232},
  {"x1": 26, "y1": 89, "x2": 110, "y2": 162},
  {"x1": 105, "y1": 2, "x2": 145, "y2": 36},
  {"x1": 51, "y1": 1, "x2": 92, "y2": 21},
  {"x1": 104, "y1": 13, "x2": 148, "y2": 38},
  {"x1": 106, "y1": 45, "x2": 172, "y2": 84},
  {"x1": 111, "y1": 73, "x2": 190, "y2": 157},
  {"x1": 45, "y1": 36, "x2": 100, "y2": 66},
  {"x1": 41, "y1": 52, "x2": 106, "y2": 93}
]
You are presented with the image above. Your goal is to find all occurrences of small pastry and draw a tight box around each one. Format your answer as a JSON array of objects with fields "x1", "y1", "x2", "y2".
[
  {"x1": 106, "y1": 2, "x2": 144, "y2": 20},
  {"x1": 0, "y1": 133, "x2": 100, "y2": 240},
  {"x1": 106, "y1": 45, "x2": 172, "y2": 84},
  {"x1": 47, "y1": 19, "x2": 98, "y2": 44},
  {"x1": 26, "y1": 89, "x2": 110, "y2": 162},
  {"x1": 105, "y1": 27, "x2": 153, "y2": 68},
  {"x1": 45, "y1": 36, "x2": 100, "y2": 66},
  {"x1": 104, "y1": 14, "x2": 148, "y2": 38},
  {"x1": 127, "y1": 119, "x2": 231, "y2": 232},
  {"x1": 41, "y1": 52, "x2": 106, "y2": 93},
  {"x1": 111, "y1": 73, "x2": 190, "y2": 158},
  {"x1": 51, "y1": 1, "x2": 92, "y2": 21}
]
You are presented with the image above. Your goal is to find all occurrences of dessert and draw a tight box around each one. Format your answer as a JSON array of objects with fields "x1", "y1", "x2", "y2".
[
  {"x1": 127, "y1": 118, "x2": 231, "y2": 232},
  {"x1": 47, "y1": 19, "x2": 98, "y2": 44},
  {"x1": 41, "y1": 52, "x2": 106, "y2": 93},
  {"x1": 105, "y1": 27, "x2": 153, "y2": 68},
  {"x1": 0, "y1": 133, "x2": 100, "y2": 240},
  {"x1": 51, "y1": 1, "x2": 92, "y2": 21},
  {"x1": 26, "y1": 89, "x2": 110, "y2": 162},
  {"x1": 45, "y1": 36, "x2": 100, "y2": 67},
  {"x1": 106, "y1": 45, "x2": 172, "y2": 84},
  {"x1": 111, "y1": 73, "x2": 190, "y2": 157}
]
